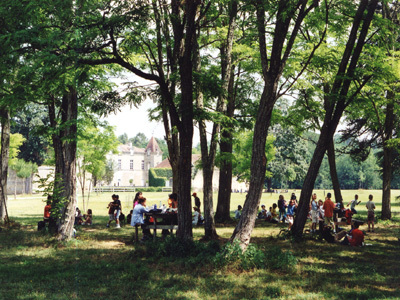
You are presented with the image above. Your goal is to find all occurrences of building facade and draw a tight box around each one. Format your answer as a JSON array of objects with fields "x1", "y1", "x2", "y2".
[{"x1": 109, "y1": 137, "x2": 163, "y2": 187}]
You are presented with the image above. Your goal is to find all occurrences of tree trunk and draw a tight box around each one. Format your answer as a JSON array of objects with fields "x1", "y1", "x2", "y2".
[
  {"x1": 48, "y1": 89, "x2": 78, "y2": 240},
  {"x1": 292, "y1": 125, "x2": 333, "y2": 237},
  {"x1": 194, "y1": 41, "x2": 218, "y2": 240},
  {"x1": 230, "y1": 88, "x2": 276, "y2": 249},
  {"x1": 215, "y1": 132, "x2": 233, "y2": 223},
  {"x1": 327, "y1": 139, "x2": 343, "y2": 203},
  {"x1": 215, "y1": 1, "x2": 238, "y2": 223},
  {"x1": 292, "y1": 0, "x2": 379, "y2": 238},
  {"x1": 176, "y1": 0, "x2": 199, "y2": 240},
  {"x1": 0, "y1": 108, "x2": 10, "y2": 222},
  {"x1": 381, "y1": 97, "x2": 394, "y2": 220}
]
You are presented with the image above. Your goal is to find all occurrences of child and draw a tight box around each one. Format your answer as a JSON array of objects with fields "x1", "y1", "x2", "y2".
[
  {"x1": 310, "y1": 193, "x2": 318, "y2": 233},
  {"x1": 127, "y1": 210, "x2": 133, "y2": 225},
  {"x1": 234, "y1": 205, "x2": 242, "y2": 219},
  {"x1": 83, "y1": 209, "x2": 92, "y2": 225},
  {"x1": 258, "y1": 204, "x2": 267, "y2": 219},
  {"x1": 286, "y1": 199, "x2": 295, "y2": 230},
  {"x1": 192, "y1": 207, "x2": 200, "y2": 226},
  {"x1": 366, "y1": 194, "x2": 376, "y2": 232}
]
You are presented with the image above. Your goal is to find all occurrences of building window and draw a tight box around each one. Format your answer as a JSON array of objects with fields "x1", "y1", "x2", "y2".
[
  {"x1": 141, "y1": 160, "x2": 144, "y2": 170},
  {"x1": 130, "y1": 160, "x2": 133, "y2": 170},
  {"x1": 118, "y1": 159, "x2": 122, "y2": 170}
]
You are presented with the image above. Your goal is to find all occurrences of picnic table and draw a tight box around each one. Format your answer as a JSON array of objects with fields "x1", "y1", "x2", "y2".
[{"x1": 134, "y1": 211, "x2": 178, "y2": 242}]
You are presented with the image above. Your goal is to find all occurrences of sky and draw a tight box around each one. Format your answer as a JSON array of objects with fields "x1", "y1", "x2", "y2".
[
  {"x1": 102, "y1": 99, "x2": 166, "y2": 141},
  {"x1": 101, "y1": 72, "x2": 202, "y2": 145}
]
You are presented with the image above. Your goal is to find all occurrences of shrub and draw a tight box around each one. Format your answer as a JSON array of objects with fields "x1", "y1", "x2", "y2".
[
  {"x1": 213, "y1": 241, "x2": 297, "y2": 271},
  {"x1": 148, "y1": 168, "x2": 172, "y2": 187},
  {"x1": 142, "y1": 236, "x2": 221, "y2": 266}
]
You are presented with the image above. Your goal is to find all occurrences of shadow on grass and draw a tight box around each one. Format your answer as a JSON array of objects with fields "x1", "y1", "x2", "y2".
[{"x1": 1, "y1": 217, "x2": 400, "y2": 299}]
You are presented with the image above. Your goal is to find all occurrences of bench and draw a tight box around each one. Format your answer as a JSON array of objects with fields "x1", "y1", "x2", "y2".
[
  {"x1": 134, "y1": 212, "x2": 178, "y2": 242},
  {"x1": 134, "y1": 224, "x2": 178, "y2": 242}
]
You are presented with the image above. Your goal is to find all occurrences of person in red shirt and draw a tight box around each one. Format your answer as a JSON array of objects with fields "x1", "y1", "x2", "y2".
[
  {"x1": 336, "y1": 222, "x2": 364, "y2": 246},
  {"x1": 44, "y1": 195, "x2": 52, "y2": 223},
  {"x1": 323, "y1": 193, "x2": 335, "y2": 228}
]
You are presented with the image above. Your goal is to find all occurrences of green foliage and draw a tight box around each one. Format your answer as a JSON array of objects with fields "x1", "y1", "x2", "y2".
[
  {"x1": 6, "y1": 133, "x2": 25, "y2": 166},
  {"x1": 141, "y1": 236, "x2": 221, "y2": 266},
  {"x1": 10, "y1": 159, "x2": 38, "y2": 179},
  {"x1": 148, "y1": 168, "x2": 172, "y2": 187},
  {"x1": 35, "y1": 173, "x2": 66, "y2": 222},
  {"x1": 232, "y1": 131, "x2": 275, "y2": 183},
  {"x1": 213, "y1": 240, "x2": 297, "y2": 271}
]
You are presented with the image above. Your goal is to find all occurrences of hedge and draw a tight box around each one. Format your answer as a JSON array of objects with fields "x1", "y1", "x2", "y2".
[{"x1": 149, "y1": 168, "x2": 173, "y2": 187}]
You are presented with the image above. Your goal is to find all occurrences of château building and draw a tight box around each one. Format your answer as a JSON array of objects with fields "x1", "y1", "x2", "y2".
[{"x1": 109, "y1": 137, "x2": 163, "y2": 187}]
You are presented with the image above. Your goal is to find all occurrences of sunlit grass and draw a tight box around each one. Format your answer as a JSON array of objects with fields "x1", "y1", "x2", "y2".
[{"x1": 1, "y1": 189, "x2": 400, "y2": 299}]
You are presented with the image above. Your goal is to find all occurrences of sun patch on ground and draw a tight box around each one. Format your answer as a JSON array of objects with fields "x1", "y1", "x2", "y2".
[{"x1": 92, "y1": 240, "x2": 125, "y2": 248}]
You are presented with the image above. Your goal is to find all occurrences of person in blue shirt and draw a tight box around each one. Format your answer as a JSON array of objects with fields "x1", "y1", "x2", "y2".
[
  {"x1": 286, "y1": 199, "x2": 296, "y2": 230},
  {"x1": 131, "y1": 197, "x2": 151, "y2": 240}
]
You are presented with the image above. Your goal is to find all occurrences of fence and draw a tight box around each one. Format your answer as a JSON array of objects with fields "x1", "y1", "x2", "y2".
[{"x1": 93, "y1": 186, "x2": 136, "y2": 193}]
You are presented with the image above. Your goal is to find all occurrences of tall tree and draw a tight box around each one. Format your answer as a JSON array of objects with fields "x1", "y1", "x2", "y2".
[
  {"x1": 292, "y1": 0, "x2": 379, "y2": 238},
  {"x1": 79, "y1": 0, "x2": 204, "y2": 239},
  {"x1": 231, "y1": 0, "x2": 324, "y2": 249}
]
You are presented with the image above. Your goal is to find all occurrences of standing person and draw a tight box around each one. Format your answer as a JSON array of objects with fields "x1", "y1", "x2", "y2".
[
  {"x1": 107, "y1": 194, "x2": 117, "y2": 228},
  {"x1": 286, "y1": 199, "x2": 295, "y2": 230},
  {"x1": 323, "y1": 193, "x2": 335, "y2": 230},
  {"x1": 192, "y1": 207, "x2": 200, "y2": 226},
  {"x1": 131, "y1": 197, "x2": 151, "y2": 241},
  {"x1": 334, "y1": 197, "x2": 344, "y2": 233},
  {"x1": 192, "y1": 193, "x2": 201, "y2": 210},
  {"x1": 133, "y1": 192, "x2": 143, "y2": 209},
  {"x1": 277, "y1": 195, "x2": 287, "y2": 223},
  {"x1": 113, "y1": 194, "x2": 122, "y2": 228},
  {"x1": 317, "y1": 199, "x2": 325, "y2": 235},
  {"x1": 310, "y1": 193, "x2": 318, "y2": 233},
  {"x1": 366, "y1": 194, "x2": 376, "y2": 232},
  {"x1": 347, "y1": 194, "x2": 361, "y2": 214}
]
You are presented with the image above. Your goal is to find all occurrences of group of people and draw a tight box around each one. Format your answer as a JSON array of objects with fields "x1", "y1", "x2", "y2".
[
  {"x1": 127, "y1": 191, "x2": 204, "y2": 241},
  {"x1": 75, "y1": 207, "x2": 92, "y2": 226}
]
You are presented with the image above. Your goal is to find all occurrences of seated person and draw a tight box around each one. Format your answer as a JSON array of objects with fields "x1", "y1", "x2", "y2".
[
  {"x1": 234, "y1": 205, "x2": 242, "y2": 219},
  {"x1": 127, "y1": 210, "x2": 133, "y2": 225},
  {"x1": 168, "y1": 193, "x2": 178, "y2": 209},
  {"x1": 44, "y1": 196, "x2": 52, "y2": 223},
  {"x1": 131, "y1": 197, "x2": 151, "y2": 240},
  {"x1": 75, "y1": 208, "x2": 84, "y2": 225},
  {"x1": 258, "y1": 205, "x2": 267, "y2": 219},
  {"x1": 83, "y1": 209, "x2": 92, "y2": 225},
  {"x1": 271, "y1": 203, "x2": 278, "y2": 219},
  {"x1": 335, "y1": 221, "x2": 364, "y2": 246}
]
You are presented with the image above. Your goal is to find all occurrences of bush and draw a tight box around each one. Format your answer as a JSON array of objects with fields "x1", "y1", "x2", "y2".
[
  {"x1": 213, "y1": 241, "x2": 297, "y2": 271},
  {"x1": 135, "y1": 187, "x2": 163, "y2": 192},
  {"x1": 141, "y1": 236, "x2": 221, "y2": 266},
  {"x1": 148, "y1": 168, "x2": 172, "y2": 187},
  {"x1": 264, "y1": 246, "x2": 297, "y2": 271}
]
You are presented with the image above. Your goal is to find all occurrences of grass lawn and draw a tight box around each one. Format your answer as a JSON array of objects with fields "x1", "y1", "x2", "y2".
[{"x1": 1, "y1": 190, "x2": 400, "y2": 300}]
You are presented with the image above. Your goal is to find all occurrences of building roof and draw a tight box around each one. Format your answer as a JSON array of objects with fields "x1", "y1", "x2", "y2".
[
  {"x1": 155, "y1": 154, "x2": 201, "y2": 168},
  {"x1": 145, "y1": 137, "x2": 162, "y2": 154},
  {"x1": 117, "y1": 137, "x2": 162, "y2": 154}
]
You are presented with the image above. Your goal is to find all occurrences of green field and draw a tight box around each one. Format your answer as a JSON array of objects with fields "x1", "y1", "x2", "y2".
[{"x1": 1, "y1": 190, "x2": 400, "y2": 300}]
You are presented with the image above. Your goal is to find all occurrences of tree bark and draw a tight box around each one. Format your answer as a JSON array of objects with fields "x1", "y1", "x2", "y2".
[
  {"x1": 0, "y1": 108, "x2": 10, "y2": 222},
  {"x1": 381, "y1": 96, "x2": 394, "y2": 220},
  {"x1": 327, "y1": 139, "x2": 343, "y2": 204},
  {"x1": 175, "y1": 0, "x2": 200, "y2": 240},
  {"x1": 48, "y1": 88, "x2": 78, "y2": 240}
]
